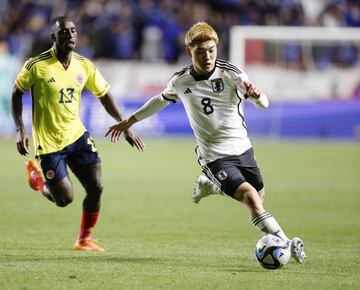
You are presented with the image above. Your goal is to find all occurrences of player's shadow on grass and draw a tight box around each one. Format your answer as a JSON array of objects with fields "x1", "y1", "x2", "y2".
[
  {"x1": 4, "y1": 254, "x2": 259, "y2": 272},
  {"x1": 4, "y1": 253, "x2": 162, "y2": 264},
  {"x1": 221, "y1": 266, "x2": 264, "y2": 273},
  {"x1": 4, "y1": 250, "x2": 264, "y2": 272},
  {"x1": 3, "y1": 254, "x2": 169, "y2": 265}
]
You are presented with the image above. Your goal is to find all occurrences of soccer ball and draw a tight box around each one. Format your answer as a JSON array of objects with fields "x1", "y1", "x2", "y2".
[{"x1": 255, "y1": 234, "x2": 290, "y2": 270}]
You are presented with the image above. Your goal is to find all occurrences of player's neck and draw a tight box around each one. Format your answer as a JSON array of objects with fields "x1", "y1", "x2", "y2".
[
  {"x1": 190, "y1": 65, "x2": 216, "y2": 81},
  {"x1": 53, "y1": 45, "x2": 72, "y2": 68}
]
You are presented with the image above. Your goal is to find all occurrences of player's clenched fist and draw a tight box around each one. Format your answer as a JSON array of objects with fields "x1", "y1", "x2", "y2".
[{"x1": 244, "y1": 81, "x2": 261, "y2": 99}]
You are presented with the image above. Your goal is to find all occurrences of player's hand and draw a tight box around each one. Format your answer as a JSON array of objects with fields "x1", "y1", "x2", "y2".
[
  {"x1": 124, "y1": 129, "x2": 145, "y2": 151},
  {"x1": 244, "y1": 81, "x2": 261, "y2": 99},
  {"x1": 105, "y1": 116, "x2": 139, "y2": 143},
  {"x1": 105, "y1": 120, "x2": 129, "y2": 142},
  {"x1": 16, "y1": 129, "x2": 30, "y2": 156}
]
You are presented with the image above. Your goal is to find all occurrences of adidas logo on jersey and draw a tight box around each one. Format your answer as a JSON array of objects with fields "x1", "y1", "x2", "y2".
[
  {"x1": 184, "y1": 88, "x2": 192, "y2": 94},
  {"x1": 47, "y1": 77, "x2": 55, "y2": 83}
]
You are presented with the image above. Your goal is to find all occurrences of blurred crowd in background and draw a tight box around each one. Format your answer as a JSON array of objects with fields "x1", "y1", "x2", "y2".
[
  {"x1": 0, "y1": 0, "x2": 359, "y2": 62},
  {"x1": 0, "y1": 0, "x2": 359, "y2": 138}
]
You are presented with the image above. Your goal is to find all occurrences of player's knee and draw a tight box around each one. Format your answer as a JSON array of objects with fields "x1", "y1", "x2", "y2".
[
  {"x1": 235, "y1": 183, "x2": 261, "y2": 207},
  {"x1": 94, "y1": 181, "x2": 103, "y2": 196},
  {"x1": 234, "y1": 182, "x2": 251, "y2": 201},
  {"x1": 258, "y1": 188, "x2": 265, "y2": 202},
  {"x1": 55, "y1": 196, "x2": 73, "y2": 207},
  {"x1": 87, "y1": 181, "x2": 103, "y2": 198}
]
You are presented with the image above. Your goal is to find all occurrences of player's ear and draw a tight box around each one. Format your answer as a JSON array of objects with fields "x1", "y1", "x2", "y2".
[
  {"x1": 186, "y1": 46, "x2": 192, "y2": 57},
  {"x1": 50, "y1": 33, "x2": 55, "y2": 43}
]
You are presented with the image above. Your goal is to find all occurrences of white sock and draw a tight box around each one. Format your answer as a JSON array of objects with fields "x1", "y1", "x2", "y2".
[{"x1": 252, "y1": 211, "x2": 289, "y2": 243}]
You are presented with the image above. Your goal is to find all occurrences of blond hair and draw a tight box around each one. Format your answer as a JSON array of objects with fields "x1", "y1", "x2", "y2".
[{"x1": 185, "y1": 22, "x2": 219, "y2": 47}]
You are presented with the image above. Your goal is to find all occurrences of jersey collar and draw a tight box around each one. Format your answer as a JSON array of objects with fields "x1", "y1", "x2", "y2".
[
  {"x1": 190, "y1": 64, "x2": 216, "y2": 81},
  {"x1": 50, "y1": 47, "x2": 72, "y2": 70}
]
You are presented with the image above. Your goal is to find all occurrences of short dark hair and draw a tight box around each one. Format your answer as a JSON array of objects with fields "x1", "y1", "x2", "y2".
[{"x1": 51, "y1": 16, "x2": 73, "y2": 27}]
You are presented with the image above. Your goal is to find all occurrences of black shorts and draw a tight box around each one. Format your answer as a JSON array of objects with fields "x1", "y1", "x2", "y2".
[
  {"x1": 37, "y1": 131, "x2": 101, "y2": 185},
  {"x1": 202, "y1": 148, "x2": 264, "y2": 197}
]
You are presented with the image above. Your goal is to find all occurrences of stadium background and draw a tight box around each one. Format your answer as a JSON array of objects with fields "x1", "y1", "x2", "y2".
[{"x1": 0, "y1": 0, "x2": 359, "y2": 139}]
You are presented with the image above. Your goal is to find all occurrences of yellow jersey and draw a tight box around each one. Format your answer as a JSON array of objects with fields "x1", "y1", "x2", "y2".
[{"x1": 15, "y1": 47, "x2": 110, "y2": 156}]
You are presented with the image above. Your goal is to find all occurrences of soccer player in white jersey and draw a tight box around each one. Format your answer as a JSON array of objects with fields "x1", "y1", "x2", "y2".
[{"x1": 106, "y1": 22, "x2": 306, "y2": 263}]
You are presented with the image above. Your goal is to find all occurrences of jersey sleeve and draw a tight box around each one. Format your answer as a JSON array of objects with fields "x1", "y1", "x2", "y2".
[
  {"x1": 233, "y1": 69, "x2": 269, "y2": 109},
  {"x1": 161, "y1": 75, "x2": 179, "y2": 103},
  {"x1": 233, "y1": 70, "x2": 250, "y2": 96},
  {"x1": 15, "y1": 60, "x2": 34, "y2": 92},
  {"x1": 133, "y1": 94, "x2": 170, "y2": 121},
  {"x1": 85, "y1": 60, "x2": 110, "y2": 98}
]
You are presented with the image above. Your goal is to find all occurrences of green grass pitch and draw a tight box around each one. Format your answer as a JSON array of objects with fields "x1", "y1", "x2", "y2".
[{"x1": 0, "y1": 138, "x2": 359, "y2": 290}]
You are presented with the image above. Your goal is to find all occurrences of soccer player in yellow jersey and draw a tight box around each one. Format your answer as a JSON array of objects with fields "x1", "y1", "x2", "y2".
[{"x1": 11, "y1": 16, "x2": 145, "y2": 252}]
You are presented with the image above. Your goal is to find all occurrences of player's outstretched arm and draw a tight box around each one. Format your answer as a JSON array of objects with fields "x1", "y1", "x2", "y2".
[
  {"x1": 105, "y1": 115, "x2": 138, "y2": 143},
  {"x1": 106, "y1": 94, "x2": 170, "y2": 143},
  {"x1": 106, "y1": 93, "x2": 170, "y2": 144},
  {"x1": 100, "y1": 92, "x2": 144, "y2": 151},
  {"x1": 11, "y1": 85, "x2": 30, "y2": 156}
]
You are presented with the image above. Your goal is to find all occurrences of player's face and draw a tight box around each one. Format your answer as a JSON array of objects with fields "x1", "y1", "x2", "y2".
[
  {"x1": 188, "y1": 40, "x2": 217, "y2": 75},
  {"x1": 52, "y1": 20, "x2": 77, "y2": 52}
]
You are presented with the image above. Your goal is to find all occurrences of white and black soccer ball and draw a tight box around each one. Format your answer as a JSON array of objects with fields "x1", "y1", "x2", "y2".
[{"x1": 255, "y1": 234, "x2": 290, "y2": 270}]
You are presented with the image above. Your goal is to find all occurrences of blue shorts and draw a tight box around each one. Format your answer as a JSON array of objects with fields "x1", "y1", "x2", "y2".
[{"x1": 37, "y1": 131, "x2": 101, "y2": 185}]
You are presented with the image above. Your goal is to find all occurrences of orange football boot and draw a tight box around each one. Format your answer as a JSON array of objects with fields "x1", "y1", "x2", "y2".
[
  {"x1": 74, "y1": 238, "x2": 105, "y2": 252},
  {"x1": 26, "y1": 160, "x2": 44, "y2": 191}
]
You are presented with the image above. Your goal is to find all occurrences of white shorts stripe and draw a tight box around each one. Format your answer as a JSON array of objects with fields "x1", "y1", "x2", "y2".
[{"x1": 202, "y1": 165, "x2": 222, "y2": 189}]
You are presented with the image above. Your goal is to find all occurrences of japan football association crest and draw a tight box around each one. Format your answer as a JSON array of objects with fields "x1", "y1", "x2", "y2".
[
  {"x1": 217, "y1": 170, "x2": 228, "y2": 181},
  {"x1": 211, "y1": 78, "x2": 224, "y2": 93}
]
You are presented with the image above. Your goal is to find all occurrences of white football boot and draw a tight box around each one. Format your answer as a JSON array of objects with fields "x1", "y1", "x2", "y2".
[
  {"x1": 290, "y1": 237, "x2": 306, "y2": 263},
  {"x1": 192, "y1": 175, "x2": 221, "y2": 204}
]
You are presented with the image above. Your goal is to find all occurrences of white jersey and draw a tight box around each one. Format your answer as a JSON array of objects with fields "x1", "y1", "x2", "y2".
[{"x1": 161, "y1": 59, "x2": 260, "y2": 166}]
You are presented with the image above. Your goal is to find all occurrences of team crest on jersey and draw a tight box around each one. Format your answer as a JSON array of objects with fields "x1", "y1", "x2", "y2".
[
  {"x1": 75, "y1": 73, "x2": 84, "y2": 86},
  {"x1": 211, "y1": 78, "x2": 224, "y2": 93},
  {"x1": 46, "y1": 170, "x2": 55, "y2": 180},
  {"x1": 217, "y1": 170, "x2": 228, "y2": 181}
]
